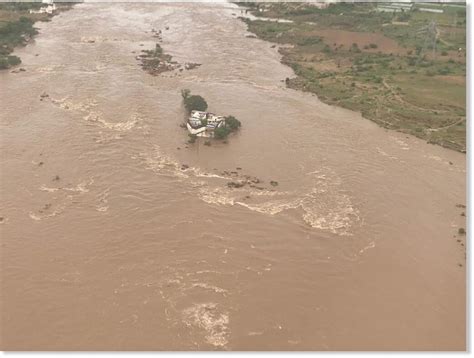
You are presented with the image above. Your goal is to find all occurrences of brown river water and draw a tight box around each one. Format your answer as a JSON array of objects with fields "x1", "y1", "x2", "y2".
[{"x1": 0, "y1": 2, "x2": 467, "y2": 351}]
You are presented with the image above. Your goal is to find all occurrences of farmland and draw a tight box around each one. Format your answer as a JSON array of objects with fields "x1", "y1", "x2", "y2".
[{"x1": 241, "y1": 2, "x2": 466, "y2": 152}]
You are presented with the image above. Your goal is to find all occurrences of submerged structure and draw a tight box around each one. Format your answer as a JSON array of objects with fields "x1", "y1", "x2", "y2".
[{"x1": 186, "y1": 110, "x2": 226, "y2": 138}]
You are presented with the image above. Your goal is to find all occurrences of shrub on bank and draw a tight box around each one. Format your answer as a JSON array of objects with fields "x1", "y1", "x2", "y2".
[
  {"x1": 0, "y1": 55, "x2": 21, "y2": 69},
  {"x1": 0, "y1": 15, "x2": 38, "y2": 70}
]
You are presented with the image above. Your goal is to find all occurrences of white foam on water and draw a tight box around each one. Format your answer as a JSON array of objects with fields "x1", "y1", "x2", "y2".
[
  {"x1": 49, "y1": 96, "x2": 143, "y2": 133},
  {"x1": 39, "y1": 185, "x2": 60, "y2": 193},
  {"x1": 191, "y1": 168, "x2": 232, "y2": 180},
  {"x1": 94, "y1": 131, "x2": 124, "y2": 144},
  {"x1": 197, "y1": 169, "x2": 361, "y2": 236},
  {"x1": 136, "y1": 146, "x2": 360, "y2": 235},
  {"x1": 359, "y1": 241, "x2": 376, "y2": 255},
  {"x1": 191, "y1": 283, "x2": 228, "y2": 295},
  {"x1": 30, "y1": 178, "x2": 95, "y2": 221},
  {"x1": 236, "y1": 199, "x2": 300, "y2": 215},
  {"x1": 182, "y1": 303, "x2": 230, "y2": 348},
  {"x1": 63, "y1": 178, "x2": 94, "y2": 193},
  {"x1": 28, "y1": 212, "x2": 42, "y2": 221},
  {"x1": 376, "y1": 147, "x2": 398, "y2": 160},
  {"x1": 28, "y1": 203, "x2": 66, "y2": 221},
  {"x1": 80, "y1": 36, "x2": 107, "y2": 43},
  {"x1": 392, "y1": 137, "x2": 410, "y2": 150},
  {"x1": 84, "y1": 112, "x2": 143, "y2": 132},
  {"x1": 424, "y1": 154, "x2": 444, "y2": 163},
  {"x1": 137, "y1": 145, "x2": 188, "y2": 179},
  {"x1": 50, "y1": 96, "x2": 97, "y2": 112},
  {"x1": 199, "y1": 187, "x2": 236, "y2": 206},
  {"x1": 96, "y1": 188, "x2": 110, "y2": 212}
]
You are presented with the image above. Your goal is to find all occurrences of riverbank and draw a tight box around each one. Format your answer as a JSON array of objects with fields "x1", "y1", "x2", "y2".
[
  {"x1": 239, "y1": 2, "x2": 466, "y2": 152},
  {"x1": 0, "y1": 2, "x2": 75, "y2": 70}
]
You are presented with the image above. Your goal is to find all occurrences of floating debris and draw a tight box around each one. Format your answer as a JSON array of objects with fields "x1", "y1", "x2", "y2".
[{"x1": 184, "y1": 62, "x2": 201, "y2": 70}]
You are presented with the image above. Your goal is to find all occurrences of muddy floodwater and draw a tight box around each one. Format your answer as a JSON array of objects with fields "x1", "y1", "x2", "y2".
[{"x1": 0, "y1": 3, "x2": 466, "y2": 351}]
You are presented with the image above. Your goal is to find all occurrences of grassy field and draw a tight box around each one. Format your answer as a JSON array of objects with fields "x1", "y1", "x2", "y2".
[
  {"x1": 0, "y1": 2, "x2": 75, "y2": 70},
  {"x1": 241, "y1": 2, "x2": 466, "y2": 152}
]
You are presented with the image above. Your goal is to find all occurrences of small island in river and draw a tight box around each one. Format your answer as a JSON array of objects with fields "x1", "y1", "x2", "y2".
[{"x1": 181, "y1": 89, "x2": 242, "y2": 142}]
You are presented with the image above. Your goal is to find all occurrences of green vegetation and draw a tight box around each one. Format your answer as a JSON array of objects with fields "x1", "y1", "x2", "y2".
[
  {"x1": 181, "y1": 89, "x2": 208, "y2": 113},
  {"x1": 214, "y1": 126, "x2": 231, "y2": 140},
  {"x1": 0, "y1": 2, "x2": 75, "y2": 70},
  {"x1": 214, "y1": 116, "x2": 242, "y2": 140},
  {"x1": 0, "y1": 54, "x2": 21, "y2": 69},
  {"x1": 138, "y1": 43, "x2": 176, "y2": 74},
  {"x1": 0, "y1": 15, "x2": 37, "y2": 69},
  {"x1": 241, "y1": 2, "x2": 466, "y2": 152},
  {"x1": 224, "y1": 115, "x2": 242, "y2": 131}
]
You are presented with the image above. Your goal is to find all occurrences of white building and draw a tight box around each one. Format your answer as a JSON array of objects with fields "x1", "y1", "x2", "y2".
[
  {"x1": 29, "y1": 0, "x2": 57, "y2": 14},
  {"x1": 186, "y1": 110, "x2": 226, "y2": 138},
  {"x1": 376, "y1": 2, "x2": 413, "y2": 12}
]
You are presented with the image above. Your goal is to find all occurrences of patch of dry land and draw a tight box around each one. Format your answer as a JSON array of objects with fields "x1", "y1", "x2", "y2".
[{"x1": 240, "y1": 2, "x2": 466, "y2": 152}]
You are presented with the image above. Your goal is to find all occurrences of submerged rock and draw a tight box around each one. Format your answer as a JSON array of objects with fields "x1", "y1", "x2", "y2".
[{"x1": 227, "y1": 181, "x2": 245, "y2": 189}]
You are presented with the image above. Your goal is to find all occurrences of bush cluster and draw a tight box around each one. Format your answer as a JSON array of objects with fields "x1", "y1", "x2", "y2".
[{"x1": 181, "y1": 89, "x2": 208, "y2": 113}]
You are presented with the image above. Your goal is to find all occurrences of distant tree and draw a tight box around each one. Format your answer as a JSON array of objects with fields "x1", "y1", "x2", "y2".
[
  {"x1": 323, "y1": 44, "x2": 332, "y2": 53},
  {"x1": 184, "y1": 95, "x2": 208, "y2": 113},
  {"x1": 181, "y1": 89, "x2": 208, "y2": 113},
  {"x1": 351, "y1": 43, "x2": 361, "y2": 53},
  {"x1": 181, "y1": 88, "x2": 190, "y2": 99}
]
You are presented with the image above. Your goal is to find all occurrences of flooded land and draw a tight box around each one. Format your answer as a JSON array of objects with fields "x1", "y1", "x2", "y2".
[{"x1": 0, "y1": 2, "x2": 466, "y2": 351}]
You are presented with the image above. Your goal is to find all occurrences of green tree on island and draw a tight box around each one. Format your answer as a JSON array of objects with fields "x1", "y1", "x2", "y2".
[
  {"x1": 181, "y1": 89, "x2": 208, "y2": 113},
  {"x1": 214, "y1": 116, "x2": 242, "y2": 140}
]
